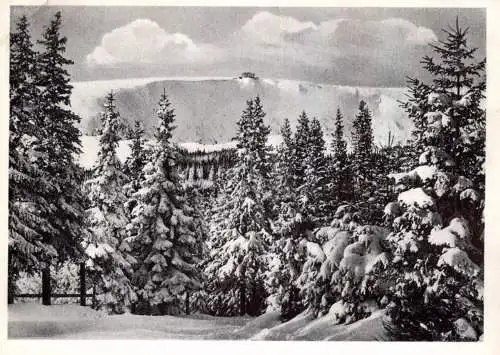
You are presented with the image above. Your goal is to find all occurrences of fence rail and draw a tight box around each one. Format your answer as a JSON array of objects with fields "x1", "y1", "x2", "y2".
[
  {"x1": 16, "y1": 293, "x2": 94, "y2": 298},
  {"x1": 9, "y1": 263, "x2": 96, "y2": 307}
]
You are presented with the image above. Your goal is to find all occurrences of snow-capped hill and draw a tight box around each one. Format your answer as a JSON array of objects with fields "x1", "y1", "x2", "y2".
[{"x1": 71, "y1": 76, "x2": 411, "y2": 146}]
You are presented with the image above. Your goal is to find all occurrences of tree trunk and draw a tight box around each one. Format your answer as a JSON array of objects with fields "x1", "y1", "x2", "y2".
[
  {"x1": 185, "y1": 291, "x2": 190, "y2": 315},
  {"x1": 8, "y1": 273, "x2": 14, "y2": 304},
  {"x1": 42, "y1": 266, "x2": 51, "y2": 305},
  {"x1": 79, "y1": 263, "x2": 86, "y2": 306},
  {"x1": 8, "y1": 253, "x2": 15, "y2": 304},
  {"x1": 92, "y1": 285, "x2": 97, "y2": 309},
  {"x1": 239, "y1": 280, "x2": 246, "y2": 316}
]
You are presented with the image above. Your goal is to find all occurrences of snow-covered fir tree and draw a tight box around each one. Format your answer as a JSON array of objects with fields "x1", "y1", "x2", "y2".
[
  {"x1": 10, "y1": 15, "x2": 39, "y2": 142},
  {"x1": 124, "y1": 120, "x2": 148, "y2": 214},
  {"x1": 295, "y1": 112, "x2": 395, "y2": 321},
  {"x1": 270, "y1": 118, "x2": 302, "y2": 232},
  {"x1": 8, "y1": 15, "x2": 58, "y2": 301},
  {"x1": 301, "y1": 117, "x2": 331, "y2": 224},
  {"x1": 204, "y1": 97, "x2": 272, "y2": 316},
  {"x1": 327, "y1": 217, "x2": 390, "y2": 323},
  {"x1": 421, "y1": 19, "x2": 485, "y2": 190},
  {"x1": 289, "y1": 204, "x2": 391, "y2": 323},
  {"x1": 329, "y1": 108, "x2": 352, "y2": 203},
  {"x1": 383, "y1": 19, "x2": 485, "y2": 340},
  {"x1": 35, "y1": 11, "x2": 86, "y2": 263},
  {"x1": 292, "y1": 111, "x2": 310, "y2": 191},
  {"x1": 270, "y1": 114, "x2": 331, "y2": 318},
  {"x1": 295, "y1": 234, "x2": 327, "y2": 316},
  {"x1": 276, "y1": 118, "x2": 295, "y2": 190},
  {"x1": 269, "y1": 212, "x2": 309, "y2": 320},
  {"x1": 266, "y1": 118, "x2": 313, "y2": 319},
  {"x1": 183, "y1": 185, "x2": 210, "y2": 314},
  {"x1": 124, "y1": 120, "x2": 147, "y2": 183},
  {"x1": 11, "y1": 12, "x2": 87, "y2": 304},
  {"x1": 351, "y1": 100, "x2": 375, "y2": 202},
  {"x1": 84, "y1": 92, "x2": 136, "y2": 314},
  {"x1": 348, "y1": 100, "x2": 392, "y2": 226},
  {"x1": 284, "y1": 111, "x2": 319, "y2": 224},
  {"x1": 128, "y1": 91, "x2": 202, "y2": 315},
  {"x1": 271, "y1": 116, "x2": 329, "y2": 315}
]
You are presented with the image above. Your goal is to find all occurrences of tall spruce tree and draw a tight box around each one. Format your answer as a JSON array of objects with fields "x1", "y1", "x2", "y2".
[
  {"x1": 128, "y1": 92, "x2": 202, "y2": 315},
  {"x1": 13, "y1": 12, "x2": 87, "y2": 304},
  {"x1": 272, "y1": 118, "x2": 299, "y2": 225},
  {"x1": 9, "y1": 15, "x2": 58, "y2": 302},
  {"x1": 204, "y1": 97, "x2": 272, "y2": 316},
  {"x1": 302, "y1": 117, "x2": 331, "y2": 223},
  {"x1": 270, "y1": 118, "x2": 297, "y2": 237},
  {"x1": 125, "y1": 121, "x2": 146, "y2": 180},
  {"x1": 266, "y1": 118, "x2": 310, "y2": 319},
  {"x1": 10, "y1": 15, "x2": 39, "y2": 139},
  {"x1": 384, "y1": 19, "x2": 484, "y2": 340},
  {"x1": 329, "y1": 108, "x2": 352, "y2": 203},
  {"x1": 292, "y1": 111, "x2": 310, "y2": 190},
  {"x1": 35, "y1": 11, "x2": 86, "y2": 264},
  {"x1": 124, "y1": 120, "x2": 147, "y2": 214},
  {"x1": 422, "y1": 18, "x2": 485, "y2": 190},
  {"x1": 351, "y1": 100, "x2": 374, "y2": 201},
  {"x1": 277, "y1": 118, "x2": 294, "y2": 189},
  {"x1": 268, "y1": 113, "x2": 329, "y2": 317},
  {"x1": 84, "y1": 92, "x2": 136, "y2": 314}
]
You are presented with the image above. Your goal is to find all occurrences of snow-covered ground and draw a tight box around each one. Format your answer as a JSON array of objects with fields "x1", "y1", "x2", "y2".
[
  {"x1": 8, "y1": 304, "x2": 392, "y2": 340},
  {"x1": 8, "y1": 304, "x2": 251, "y2": 339}
]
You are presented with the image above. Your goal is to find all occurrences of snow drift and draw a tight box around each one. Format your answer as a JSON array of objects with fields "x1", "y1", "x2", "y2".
[{"x1": 8, "y1": 304, "x2": 391, "y2": 340}]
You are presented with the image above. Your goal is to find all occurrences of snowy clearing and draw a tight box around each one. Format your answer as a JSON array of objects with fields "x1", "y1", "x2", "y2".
[
  {"x1": 8, "y1": 304, "x2": 252, "y2": 339},
  {"x1": 8, "y1": 304, "x2": 392, "y2": 340}
]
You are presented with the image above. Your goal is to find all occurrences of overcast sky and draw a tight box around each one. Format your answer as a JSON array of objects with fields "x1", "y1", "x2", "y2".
[{"x1": 11, "y1": 6, "x2": 486, "y2": 86}]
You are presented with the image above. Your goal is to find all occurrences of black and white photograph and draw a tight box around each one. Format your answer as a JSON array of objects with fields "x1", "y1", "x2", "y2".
[{"x1": 5, "y1": 3, "x2": 491, "y2": 344}]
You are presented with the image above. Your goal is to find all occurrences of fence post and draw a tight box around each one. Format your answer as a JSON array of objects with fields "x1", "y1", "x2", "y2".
[
  {"x1": 79, "y1": 262, "x2": 86, "y2": 306},
  {"x1": 42, "y1": 265, "x2": 51, "y2": 305}
]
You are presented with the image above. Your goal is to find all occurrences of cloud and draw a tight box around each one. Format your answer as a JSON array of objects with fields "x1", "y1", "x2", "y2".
[
  {"x1": 377, "y1": 18, "x2": 438, "y2": 45},
  {"x1": 85, "y1": 12, "x2": 439, "y2": 86},
  {"x1": 87, "y1": 19, "x2": 209, "y2": 66},
  {"x1": 226, "y1": 12, "x2": 438, "y2": 85},
  {"x1": 406, "y1": 26, "x2": 438, "y2": 45},
  {"x1": 241, "y1": 11, "x2": 318, "y2": 44},
  {"x1": 239, "y1": 13, "x2": 437, "y2": 48}
]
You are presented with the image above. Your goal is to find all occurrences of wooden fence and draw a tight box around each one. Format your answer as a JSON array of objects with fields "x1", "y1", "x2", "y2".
[
  {"x1": 9, "y1": 263, "x2": 96, "y2": 307},
  {"x1": 9, "y1": 263, "x2": 192, "y2": 314}
]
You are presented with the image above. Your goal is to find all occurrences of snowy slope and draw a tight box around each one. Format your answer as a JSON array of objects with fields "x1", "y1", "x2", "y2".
[
  {"x1": 245, "y1": 310, "x2": 392, "y2": 341},
  {"x1": 71, "y1": 76, "x2": 231, "y2": 120},
  {"x1": 71, "y1": 76, "x2": 411, "y2": 146}
]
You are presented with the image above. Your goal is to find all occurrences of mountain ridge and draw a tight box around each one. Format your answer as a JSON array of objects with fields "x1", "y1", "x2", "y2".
[{"x1": 71, "y1": 76, "x2": 412, "y2": 145}]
